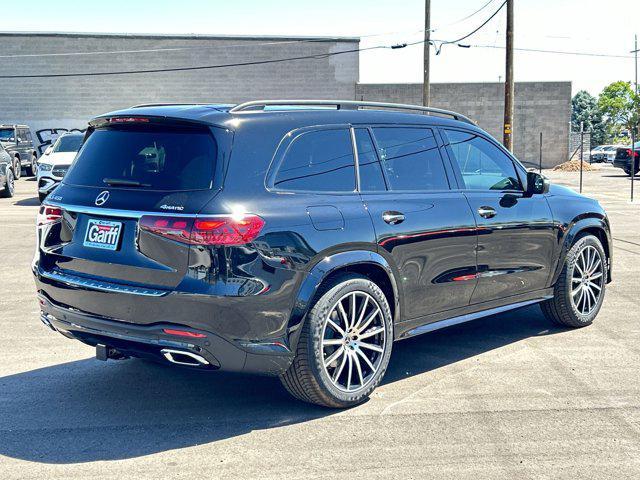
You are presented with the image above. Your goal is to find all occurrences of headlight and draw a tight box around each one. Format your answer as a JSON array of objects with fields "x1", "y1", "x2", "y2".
[{"x1": 38, "y1": 163, "x2": 53, "y2": 172}]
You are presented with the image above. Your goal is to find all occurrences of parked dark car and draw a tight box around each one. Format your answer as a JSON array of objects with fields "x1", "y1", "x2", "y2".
[
  {"x1": 0, "y1": 142, "x2": 15, "y2": 198},
  {"x1": 613, "y1": 142, "x2": 640, "y2": 175},
  {"x1": 0, "y1": 124, "x2": 39, "y2": 178},
  {"x1": 33, "y1": 101, "x2": 612, "y2": 408}
]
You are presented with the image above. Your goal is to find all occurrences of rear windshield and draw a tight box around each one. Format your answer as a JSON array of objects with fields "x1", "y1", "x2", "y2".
[
  {"x1": 64, "y1": 125, "x2": 220, "y2": 191},
  {"x1": 53, "y1": 135, "x2": 84, "y2": 153}
]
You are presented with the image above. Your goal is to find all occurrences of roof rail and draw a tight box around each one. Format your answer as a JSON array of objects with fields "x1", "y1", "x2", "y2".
[
  {"x1": 130, "y1": 103, "x2": 208, "y2": 108},
  {"x1": 228, "y1": 100, "x2": 475, "y2": 125}
]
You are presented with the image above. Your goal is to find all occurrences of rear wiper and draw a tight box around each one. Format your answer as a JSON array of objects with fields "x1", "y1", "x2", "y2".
[{"x1": 103, "y1": 178, "x2": 151, "y2": 187}]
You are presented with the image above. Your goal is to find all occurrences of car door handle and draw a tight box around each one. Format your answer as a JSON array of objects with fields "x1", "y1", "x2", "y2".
[
  {"x1": 477, "y1": 206, "x2": 497, "y2": 219},
  {"x1": 382, "y1": 211, "x2": 405, "y2": 225}
]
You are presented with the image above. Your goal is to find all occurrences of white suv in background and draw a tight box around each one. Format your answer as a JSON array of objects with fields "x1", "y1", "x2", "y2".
[{"x1": 37, "y1": 133, "x2": 84, "y2": 202}]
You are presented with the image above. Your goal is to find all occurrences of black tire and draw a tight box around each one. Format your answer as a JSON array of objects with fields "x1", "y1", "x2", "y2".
[
  {"x1": 541, "y1": 234, "x2": 607, "y2": 328},
  {"x1": 280, "y1": 274, "x2": 393, "y2": 408},
  {"x1": 26, "y1": 154, "x2": 37, "y2": 177},
  {"x1": 13, "y1": 158, "x2": 21, "y2": 180},
  {"x1": 1, "y1": 168, "x2": 15, "y2": 198}
]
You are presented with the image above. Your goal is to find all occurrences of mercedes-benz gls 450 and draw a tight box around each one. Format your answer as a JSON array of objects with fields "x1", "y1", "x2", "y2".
[{"x1": 34, "y1": 100, "x2": 612, "y2": 408}]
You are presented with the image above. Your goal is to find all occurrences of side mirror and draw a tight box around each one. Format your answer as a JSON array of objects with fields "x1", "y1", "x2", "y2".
[
  {"x1": 526, "y1": 171, "x2": 549, "y2": 195},
  {"x1": 44, "y1": 146, "x2": 53, "y2": 156}
]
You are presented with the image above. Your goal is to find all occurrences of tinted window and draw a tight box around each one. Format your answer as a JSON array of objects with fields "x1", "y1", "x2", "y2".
[
  {"x1": 371, "y1": 127, "x2": 449, "y2": 191},
  {"x1": 64, "y1": 125, "x2": 219, "y2": 191},
  {"x1": 354, "y1": 128, "x2": 386, "y2": 192},
  {"x1": 53, "y1": 135, "x2": 83, "y2": 153},
  {"x1": 273, "y1": 129, "x2": 355, "y2": 192},
  {"x1": 444, "y1": 129, "x2": 521, "y2": 191},
  {"x1": 0, "y1": 128, "x2": 13, "y2": 141}
]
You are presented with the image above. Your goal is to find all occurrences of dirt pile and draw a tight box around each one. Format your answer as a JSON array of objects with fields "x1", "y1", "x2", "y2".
[{"x1": 553, "y1": 159, "x2": 597, "y2": 172}]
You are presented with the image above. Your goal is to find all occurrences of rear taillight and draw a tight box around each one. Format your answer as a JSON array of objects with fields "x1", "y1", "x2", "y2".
[
  {"x1": 139, "y1": 215, "x2": 264, "y2": 246},
  {"x1": 37, "y1": 206, "x2": 62, "y2": 226}
]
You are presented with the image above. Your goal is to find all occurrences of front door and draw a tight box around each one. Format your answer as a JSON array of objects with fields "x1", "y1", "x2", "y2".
[
  {"x1": 441, "y1": 128, "x2": 556, "y2": 305},
  {"x1": 355, "y1": 126, "x2": 478, "y2": 320}
]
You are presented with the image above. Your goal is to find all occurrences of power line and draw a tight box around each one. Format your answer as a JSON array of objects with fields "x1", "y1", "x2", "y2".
[
  {"x1": 435, "y1": 0, "x2": 507, "y2": 54},
  {"x1": 0, "y1": 43, "x2": 396, "y2": 79},
  {"x1": 0, "y1": 1, "x2": 502, "y2": 60},
  {"x1": 432, "y1": 0, "x2": 498, "y2": 32},
  {"x1": 468, "y1": 43, "x2": 634, "y2": 59}
]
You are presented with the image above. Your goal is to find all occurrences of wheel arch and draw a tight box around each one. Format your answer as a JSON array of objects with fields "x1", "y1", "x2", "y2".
[
  {"x1": 286, "y1": 250, "x2": 401, "y2": 348},
  {"x1": 551, "y1": 216, "x2": 612, "y2": 286}
]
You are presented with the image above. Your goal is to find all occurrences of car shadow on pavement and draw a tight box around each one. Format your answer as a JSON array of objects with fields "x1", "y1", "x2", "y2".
[
  {"x1": 13, "y1": 196, "x2": 39, "y2": 206},
  {"x1": 0, "y1": 305, "x2": 565, "y2": 464}
]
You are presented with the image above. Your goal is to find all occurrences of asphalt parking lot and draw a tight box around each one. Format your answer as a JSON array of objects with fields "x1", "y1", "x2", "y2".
[{"x1": 1, "y1": 164, "x2": 639, "y2": 479}]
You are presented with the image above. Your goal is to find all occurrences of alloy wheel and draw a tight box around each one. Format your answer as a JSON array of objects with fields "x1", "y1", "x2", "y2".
[
  {"x1": 571, "y1": 245, "x2": 604, "y2": 315},
  {"x1": 321, "y1": 291, "x2": 387, "y2": 393}
]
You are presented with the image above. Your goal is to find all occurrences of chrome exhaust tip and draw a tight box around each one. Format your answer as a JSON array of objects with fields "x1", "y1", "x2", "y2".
[{"x1": 161, "y1": 348, "x2": 210, "y2": 367}]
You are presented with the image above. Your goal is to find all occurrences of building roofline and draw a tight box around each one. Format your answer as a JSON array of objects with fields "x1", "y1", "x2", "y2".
[
  {"x1": 357, "y1": 81, "x2": 572, "y2": 86},
  {"x1": 0, "y1": 31, "x2": 360, "y2": 42}
]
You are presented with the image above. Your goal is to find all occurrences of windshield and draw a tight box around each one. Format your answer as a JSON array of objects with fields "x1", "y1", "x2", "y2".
[
  {"x1": 53, "y1": 135, "x2": 84, "y2": 153},
  {"x1": 0, "y1": 128, "x2": 14, "y2": 141},
  {"x1": 64, "y1": 124, "x2": 220, "y2": 191}
]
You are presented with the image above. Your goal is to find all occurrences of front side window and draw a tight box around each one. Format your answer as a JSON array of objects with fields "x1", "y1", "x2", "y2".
[
  {"x1": 273, "y1": 129, "x2": 356, "y2": 192},
  {"x1": 371, "y1": 127, "x2": 449, "y2": 192},
  {"x1": 444, "y1": 129, "x2": 521, "y2": 191}
]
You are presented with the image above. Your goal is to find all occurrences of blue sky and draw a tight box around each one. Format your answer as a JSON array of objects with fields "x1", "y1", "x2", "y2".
[{"x1": 5, "y1": 0, "x2": 640, "y2": 94}]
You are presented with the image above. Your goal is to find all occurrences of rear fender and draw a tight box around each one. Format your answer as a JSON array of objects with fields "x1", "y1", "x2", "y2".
[{"x1": 286, "y1": 250, "x2": 400, "y2": 349}]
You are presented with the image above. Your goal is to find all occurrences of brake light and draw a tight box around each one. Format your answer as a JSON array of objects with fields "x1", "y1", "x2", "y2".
[
  {"x1": 192, "y1": 215, "x2": 265, "y2": 245},
  {"x1": 139, "y1": 216, "x2": 193, "y2": 243},
  {"x1": 108, "y1": 117, "x2": 150, "y2": 124},
  {"x1": 37, "y1": 206, "x2": 62, "y2": 226},
  {"x1": 139, "y1": 215, "x2": 264, "y2": 246}
]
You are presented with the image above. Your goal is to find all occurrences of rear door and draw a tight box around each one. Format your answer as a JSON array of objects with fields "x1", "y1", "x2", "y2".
[
  {"x1": 357, "y1": 125, "x2": 478, "y2": 320},
  {"x1": 441, "y1": 127, "x2": 556, "y2": 304},
  {"x1": 39, "y1": 119, "x2": 232, "y2": 290}
]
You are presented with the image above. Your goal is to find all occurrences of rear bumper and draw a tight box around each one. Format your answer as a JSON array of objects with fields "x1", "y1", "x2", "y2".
[{"x1": 34, "y1": 270, "x2": 297, "y2": 376}]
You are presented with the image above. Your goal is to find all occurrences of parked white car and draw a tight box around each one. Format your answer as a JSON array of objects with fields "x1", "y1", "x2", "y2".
[
  {"x1": 590, "y1": 144, "x2": 623, "y2": 163},
  {"x1": 37, "y1": 133, "x2": 83, "y2": 202}
]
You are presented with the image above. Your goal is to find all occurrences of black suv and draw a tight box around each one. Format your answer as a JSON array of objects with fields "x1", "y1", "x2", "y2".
[{"x1": 34, "y1": 100, "x2": 612, "y2": 408}]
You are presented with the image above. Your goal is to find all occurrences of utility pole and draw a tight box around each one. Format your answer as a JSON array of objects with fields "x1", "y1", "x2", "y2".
[
  {"x1": 631, "y1": 34, "x2": 638, "y2": 202},
  {"x1": 423, "y1": 0, "x2": 431, "y2": 107},
  {"x1": 503, "y1": 0, "x2": 514, "y2": 152}
]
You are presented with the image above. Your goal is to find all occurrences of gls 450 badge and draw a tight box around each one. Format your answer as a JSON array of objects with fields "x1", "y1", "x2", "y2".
[{"x1": 83, "y1": 219, "x2": 122, "y2": 251}]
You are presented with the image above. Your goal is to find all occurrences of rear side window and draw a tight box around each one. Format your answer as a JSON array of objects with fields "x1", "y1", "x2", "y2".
[
  {"x1": 64, "y1": 125, "x2": 220, "y2": 191},
  {"x1": 273, "y1": 129, "x2": 355, "y2": 192},
  {"x1": 371, "y1": 127, "x2": 449, "y2": 191}
]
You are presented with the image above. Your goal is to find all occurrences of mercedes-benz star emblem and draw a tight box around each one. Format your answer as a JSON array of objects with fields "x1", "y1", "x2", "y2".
[{"x1": 95, "y1": 191, "x2": 110, "y2": 206}]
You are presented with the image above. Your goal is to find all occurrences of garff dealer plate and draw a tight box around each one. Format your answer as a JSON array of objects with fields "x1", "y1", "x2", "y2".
[{"x1": 83, "y1": 219, "x2": 122, "y2": 251}]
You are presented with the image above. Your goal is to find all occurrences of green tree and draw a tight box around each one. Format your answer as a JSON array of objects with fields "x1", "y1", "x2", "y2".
[
  {"x1": 571, "y1": 90, "x2": 606, "y2": 145},
  {"x1": 597, "y1": 81, "x2": 640, "y2": 142}
]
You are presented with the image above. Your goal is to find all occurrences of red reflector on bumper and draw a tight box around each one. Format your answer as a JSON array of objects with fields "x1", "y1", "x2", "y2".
[{"x1": 162, "y1": 329, "x2": 207, "y2": 338}]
